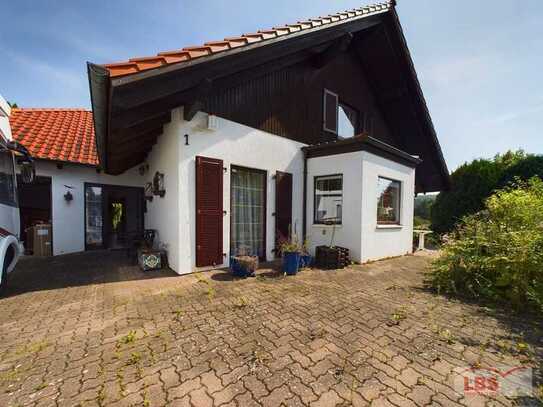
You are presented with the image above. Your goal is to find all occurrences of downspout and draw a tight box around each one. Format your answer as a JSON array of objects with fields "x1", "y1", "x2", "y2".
[{"x1": 302, "y1": 149, "x2": 308, "y2": 242}]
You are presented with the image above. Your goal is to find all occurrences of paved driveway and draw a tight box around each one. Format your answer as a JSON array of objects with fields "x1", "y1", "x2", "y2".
[{"x1": 0, "y1": 252, "x2": 540, "y2": 407}]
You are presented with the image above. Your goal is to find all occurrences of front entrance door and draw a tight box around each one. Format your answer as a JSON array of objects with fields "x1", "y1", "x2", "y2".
[
  {"x1": 230, "y1": 166, "x2": 267, "y2": 260},
  {"x1": 274, "y1": 171, "x2": 292, "y2": 256}
]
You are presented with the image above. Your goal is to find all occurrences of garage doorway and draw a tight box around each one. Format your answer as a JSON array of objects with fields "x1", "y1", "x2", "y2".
[
  {"x1": 84, "y1": 183, "x2": 144, "y2": 250},
  {"x1": 17, "y1": 176, "x2": 53, "y2": 255}
]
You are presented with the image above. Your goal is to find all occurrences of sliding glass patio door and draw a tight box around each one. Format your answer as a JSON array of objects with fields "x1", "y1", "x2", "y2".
[{"x1": 230, "y1": 166, "x2": 266, "y2": 259}]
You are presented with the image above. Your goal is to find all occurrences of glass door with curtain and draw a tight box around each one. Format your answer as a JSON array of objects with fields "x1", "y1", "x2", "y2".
[
  {"x1": 230, "y1": 166, "x2": 266, "y2": 259},
  {"x1": 85, "y1": 185, "x2": 103, "y2": 249}
]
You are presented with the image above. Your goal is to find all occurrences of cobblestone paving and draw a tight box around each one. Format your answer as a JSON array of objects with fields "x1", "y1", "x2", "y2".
[{"x1": 0, "y1": 252, "x2": 541, "y2": 407}]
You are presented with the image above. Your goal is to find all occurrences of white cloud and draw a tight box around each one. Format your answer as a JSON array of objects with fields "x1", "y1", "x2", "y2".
[
  {"x1": 420, "y1": 54, "x2": 497, "y2": 88},
  {"x1": 477, "y1": 103, "x2": 543, "y2": 126},
  {"x1": 7, "y1": 51, "x2": 84, "y2": 93}
]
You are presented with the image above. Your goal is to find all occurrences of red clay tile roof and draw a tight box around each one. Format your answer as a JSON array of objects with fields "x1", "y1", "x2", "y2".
[
  {"x1": 9, "y1": 108, "x2": 98, "y2": 166},
  {"x1": 103, "y1": 1, "x2": 393, "y2": 78}
]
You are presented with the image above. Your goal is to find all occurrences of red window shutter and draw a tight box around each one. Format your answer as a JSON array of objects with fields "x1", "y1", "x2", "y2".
[
  {"x1": 195, "y1": 156, "x2": 223, "y2": 267},
  {"x1": 275, "y1": 171, "x2": 293, "y2": 255},
  {"x1": 323, "y1": 89, "x2": 338, "y2": 134}
]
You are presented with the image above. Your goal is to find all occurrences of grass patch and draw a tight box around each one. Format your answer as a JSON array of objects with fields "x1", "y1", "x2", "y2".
[
  {"x1": 0, "y1": 367, "x2": 20, "y2": 383},
  {"x1": 235, "y1": 296, "x2": 249, "y2": 308},
  {"x1": 117, "y1": 330, "x2": 137, "y2": 347},
  {"x1": 387, "y1": 306, "x2": 408, "y2": 326},
  {"x1": 34, "y1": 382, "x2": 47, "y2": 391},
  {"x1": 15, "y1": 340, "x2": 49, "y2": 356},
  {"x1": 126, "y1": 352, "x2": 142, "y2": 366}
]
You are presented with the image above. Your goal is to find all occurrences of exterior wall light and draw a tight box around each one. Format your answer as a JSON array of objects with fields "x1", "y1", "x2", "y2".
[{"x1": 153, "y1": 172, "x2": 166, "y2": 198}]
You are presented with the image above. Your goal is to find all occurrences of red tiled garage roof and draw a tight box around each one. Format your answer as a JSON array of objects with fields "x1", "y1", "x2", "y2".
[
  {"x1": 9, "y1": 108, "x2": 98, "y2": 166},
  {"x1": 104, "y1": 1, "x2": 393, "y2": 78}
]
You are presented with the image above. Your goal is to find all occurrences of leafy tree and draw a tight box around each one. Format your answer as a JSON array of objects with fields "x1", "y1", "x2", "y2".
[
  {"x1": 498, "y1": 154, "x2": 543, "y2": 188},
  {"x1": 431, "y1": 150, "x2": 530, "y2": 234},
  {"x1": 414, "y1": 195, "x2": 435, "y2": 220},
  {"x1": 429, "y1": 177, "x2": 543, "y2": 312},
  {"x1": 7, "y1": 101, "x2": 18, "y2": 108}
]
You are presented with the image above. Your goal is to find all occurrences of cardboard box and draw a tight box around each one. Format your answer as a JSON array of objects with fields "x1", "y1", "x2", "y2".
[{"x1": 30, "y1": 224, "x2": 52, "y2": 256}]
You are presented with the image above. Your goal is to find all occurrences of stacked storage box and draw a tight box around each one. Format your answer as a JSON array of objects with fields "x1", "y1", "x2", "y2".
[
  {"x1": 315, "y1": 246, "x2": 350, "y2": 270},
  {"x1": 26, "y1": 224, "x2": 52, "y2": 256}
]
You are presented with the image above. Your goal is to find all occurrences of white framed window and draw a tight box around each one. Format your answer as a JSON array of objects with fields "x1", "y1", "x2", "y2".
[
  {"x1": 314, "y1": 174, "x2": 343, "y2": 225},
  {"x1": 323, "y1": 89, "x2": 339, "y2": 134},
  {"x1": 323, "y1": 89, "x2": 361, "y2": 138},
  {"x1": 377, "y1": 177, "x2": 401, "y2": 225}
]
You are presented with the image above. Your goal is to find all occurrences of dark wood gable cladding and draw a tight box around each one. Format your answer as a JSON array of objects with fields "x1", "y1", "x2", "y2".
[{"x1": 89, "y1": 4, "x2": 449, "y2": 192}]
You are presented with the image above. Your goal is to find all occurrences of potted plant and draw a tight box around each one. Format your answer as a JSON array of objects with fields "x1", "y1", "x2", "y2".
[
  {"x1": 280, "y1": 237, "x2": 302, "y2": 276},
  {"x1": 299, "y1": 238, "x2": 313, "y2": 269},
  {"x1": 230, "y1": 245, "x2": 258, "y2": 278}
]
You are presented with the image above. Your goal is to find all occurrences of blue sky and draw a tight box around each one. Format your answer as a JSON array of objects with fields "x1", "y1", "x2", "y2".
[{"x1": 1, "y1": 0, "x2": 541, "y2": 171}]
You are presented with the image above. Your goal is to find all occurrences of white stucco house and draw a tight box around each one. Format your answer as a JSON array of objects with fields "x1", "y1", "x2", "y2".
[{"x1": 12, "y1": 1, "x2": 449, "y2": 275}]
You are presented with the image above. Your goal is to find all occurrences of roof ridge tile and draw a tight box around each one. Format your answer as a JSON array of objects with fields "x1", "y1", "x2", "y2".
[{"x1": 101, "y1": 1, "x2": 393, "y2": 78}]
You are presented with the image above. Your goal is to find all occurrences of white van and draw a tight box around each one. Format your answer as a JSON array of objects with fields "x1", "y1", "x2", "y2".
[{"x1": 0, "y1": 95, "x2": 35, "y2": 292}]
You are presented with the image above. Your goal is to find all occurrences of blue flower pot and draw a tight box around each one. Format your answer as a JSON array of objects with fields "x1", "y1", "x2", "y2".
[
  {"x1": 282, "y1": 252, "x2": 301, "y2": 275},
  {"x1": 299, "y1": 254, "x2": 313, "y2": 268}
]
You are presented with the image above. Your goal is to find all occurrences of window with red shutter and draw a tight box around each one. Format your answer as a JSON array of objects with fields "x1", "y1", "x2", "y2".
[
  {"x1": 195, "y1": 156, "x2": 224, "y2": 267},
  {"x1": 275, "y1": 171, "x2": 292, "y2": 256}
]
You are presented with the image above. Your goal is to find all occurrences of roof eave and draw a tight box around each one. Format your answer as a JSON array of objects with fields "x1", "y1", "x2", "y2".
[
  {"x1": 303, "y1": 135, "x2": 422, "y2": 168},
  {"x1": 386, "y1": 8, "x2": 450, "y2": 190},
  {"x1": 87, "y1": 62, "x2": 109, "y2": 172}
]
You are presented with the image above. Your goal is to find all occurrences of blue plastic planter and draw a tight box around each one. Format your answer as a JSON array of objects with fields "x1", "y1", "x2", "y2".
[
  {"x1": 282, "y1": 252, "x2": 301, "y2": 275},
  {"x1": 299, "y1": 254, "x2": 313, "y2": 268}
]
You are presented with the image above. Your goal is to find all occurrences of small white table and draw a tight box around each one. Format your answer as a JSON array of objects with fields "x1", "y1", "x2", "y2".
[{"x1": 413, "y1": 230, "x2": 433, "y2": 251}]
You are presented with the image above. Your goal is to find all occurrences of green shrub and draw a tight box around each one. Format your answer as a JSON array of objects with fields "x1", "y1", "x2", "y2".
[
  {"x1": 429, "y1": 177, "x2": 543, "y2": 312},
  {"x1": 414, "y1": 195, "x2": 435, "y2": 221},
  {"x1": 498, "y1": 154, "x2": 543, "y2": 188},
  {"x1": 414, "y1": 216, "x2": 430, "y2": 229},
  {"x1": 431, "y1": 150, "x2": 534, "y2": 234}
]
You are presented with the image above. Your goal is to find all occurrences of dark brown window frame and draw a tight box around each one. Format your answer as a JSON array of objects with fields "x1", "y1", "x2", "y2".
[
  {"x1": 376, "y1": 176, "x2": 402, "y2": 225},
  {"x1": 313, "y1": 174, "x2": 343, "y2": 225}
]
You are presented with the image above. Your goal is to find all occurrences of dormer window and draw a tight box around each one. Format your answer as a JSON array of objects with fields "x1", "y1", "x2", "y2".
[
  {"x1": 323, "y1": 89, "x2": 359, "y2": 138},
  {"x1": 338, "y1": 103, "x2": 358, "y2": 138}
]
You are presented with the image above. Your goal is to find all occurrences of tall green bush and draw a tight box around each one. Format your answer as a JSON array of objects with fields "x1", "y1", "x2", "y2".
[
  {"x1": 498, "y1": 154, "x2": 543, "y2": 188},
  {"x1": 430, "y1": 150, "x2": 540, "y2": 234},
  {"x1": 429, "y1": 178, "x2": 543, "y2": 312}
]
